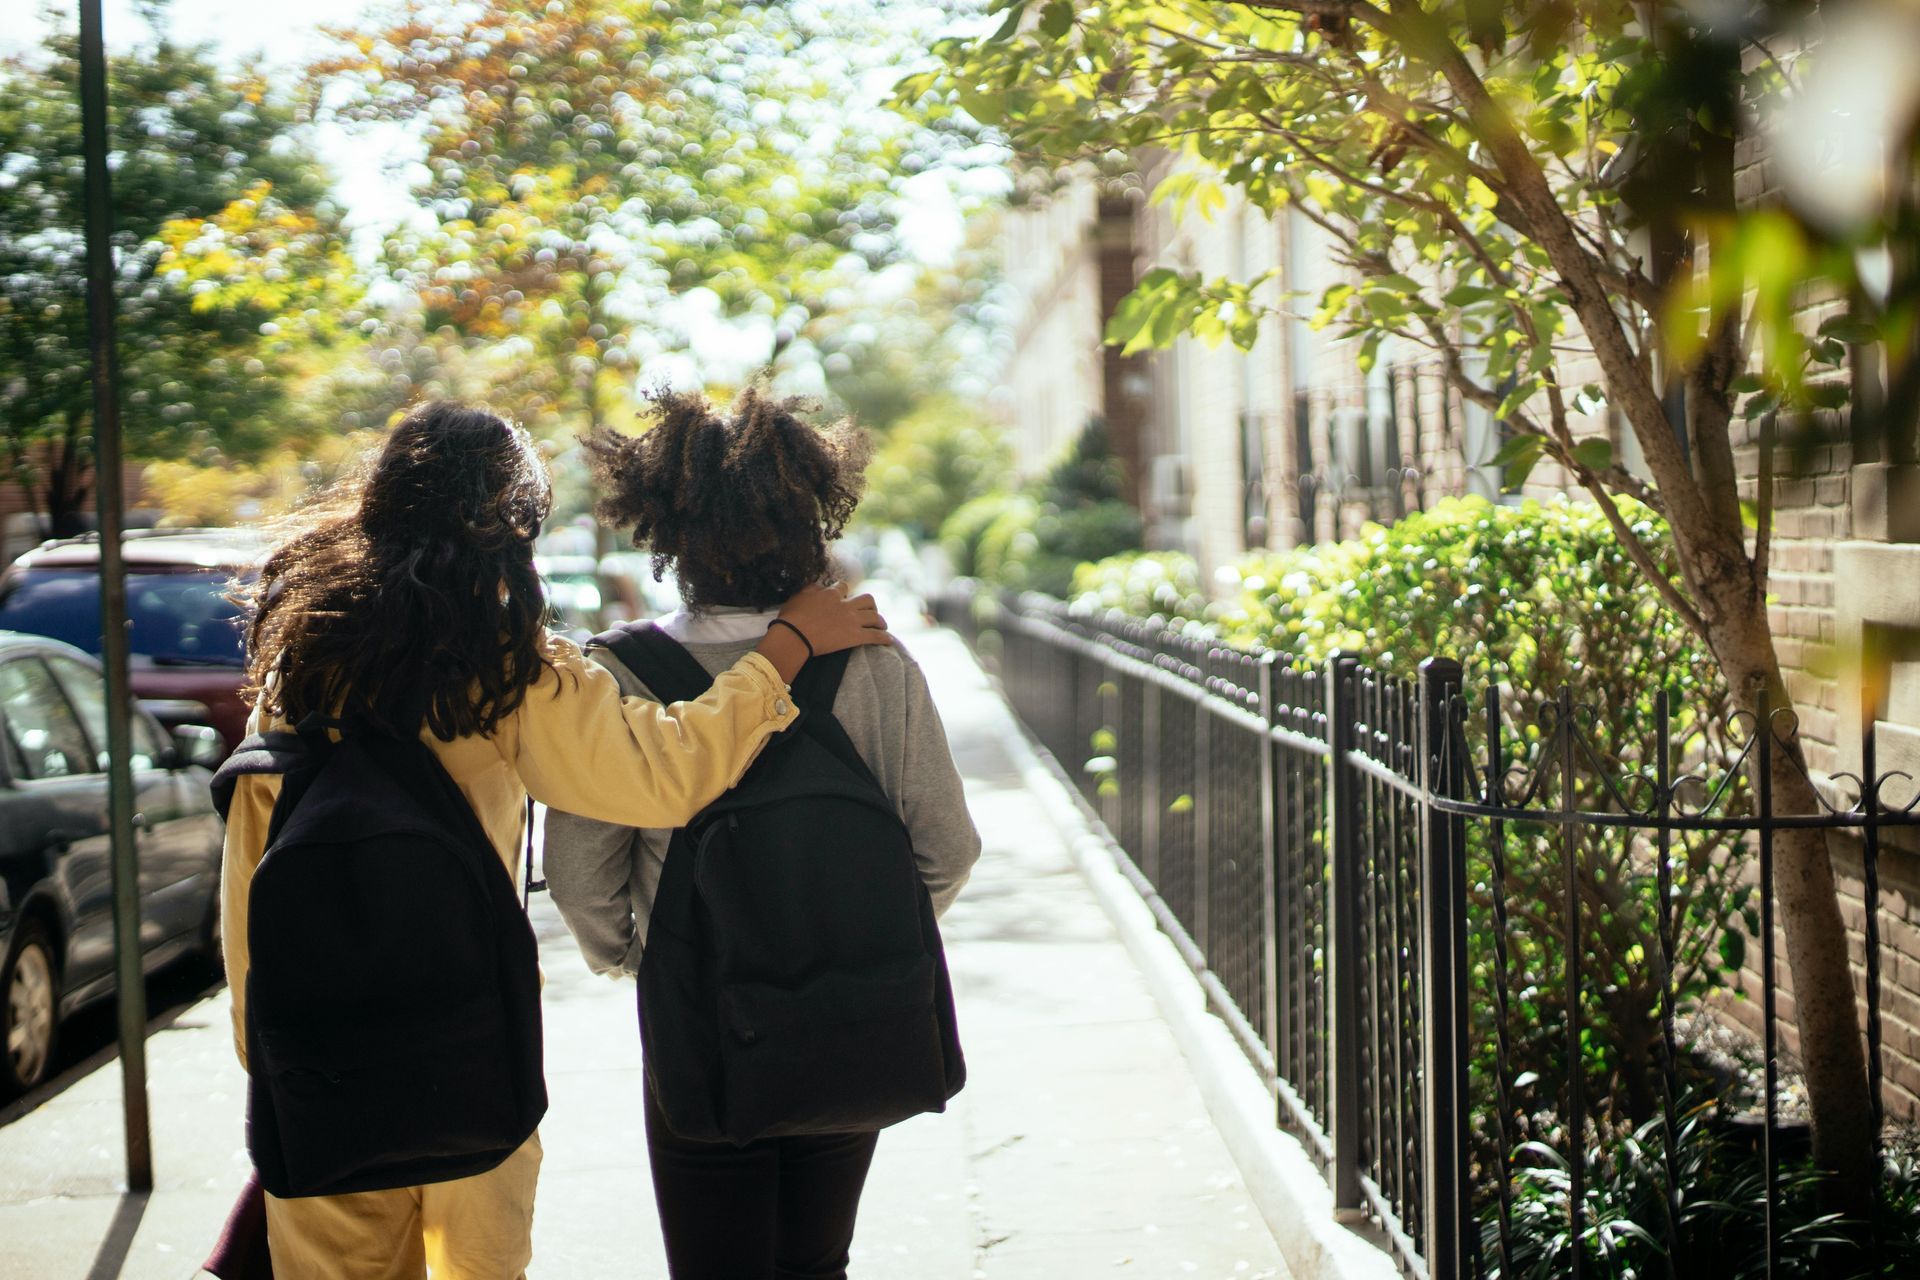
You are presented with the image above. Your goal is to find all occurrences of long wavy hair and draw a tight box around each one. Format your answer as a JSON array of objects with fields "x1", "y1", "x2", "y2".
[
  {"x1": 583, "y1": 387, "x2": 870, "y2": 610},
  {"x1": 241, "y1": 402, "x2": 554, "y2": 740}
]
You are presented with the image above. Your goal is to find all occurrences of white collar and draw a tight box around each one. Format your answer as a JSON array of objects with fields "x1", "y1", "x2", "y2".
[{"x1": 656, "y1": 605, "x2": 781, "y2": 645}]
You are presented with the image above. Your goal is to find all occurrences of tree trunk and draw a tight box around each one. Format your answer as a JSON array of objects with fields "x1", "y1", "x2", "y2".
[
  {"x1": 1431, "y1": 44, "x2": 1881, "y2": 1208},
  {"x1": 1711, "y1": 597, "x2": 1878, "y2": 1212},
  {"x1": 46, "y1": 415, "x2": 91, "y2": 539}
]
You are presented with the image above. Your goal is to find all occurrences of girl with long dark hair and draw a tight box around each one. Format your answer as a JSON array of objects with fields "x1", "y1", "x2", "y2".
[
  {"x1": 221, "y1": 401, "x2": 891, "y2": 1280},
  {"x1": 545, "y1": 389, "x2": 980, "y2": 1280}
]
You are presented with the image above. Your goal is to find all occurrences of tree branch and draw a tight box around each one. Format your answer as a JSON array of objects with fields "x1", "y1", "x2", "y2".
[
  {"x1": 1372, "y1": 0, "x2": 1739, "y2": 638},
  {"x1": 1753, "y1": 411, "x2": 1775, "y2": 595}
]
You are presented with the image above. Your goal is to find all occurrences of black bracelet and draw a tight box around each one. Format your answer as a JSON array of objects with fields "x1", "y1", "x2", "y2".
[{"x1": 767, "y1": 617, "x2": 815, "y2": 659}]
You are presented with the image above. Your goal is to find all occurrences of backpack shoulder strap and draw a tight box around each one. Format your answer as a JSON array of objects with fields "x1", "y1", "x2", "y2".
[
  {"x1": 789, "y1": 651, "x2": 887, "y2": 792},
  {"x1": 790, "y1": 650, "x2": 850, "y2": 717},
  {"x1": 592, "y1": 621, "x2": 715, "y2": 706},
  {"x1": 209, "y1": 730, "x2": 308, "y2": 821}
]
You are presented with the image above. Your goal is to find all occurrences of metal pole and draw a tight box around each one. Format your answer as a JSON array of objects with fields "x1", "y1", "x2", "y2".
[
  {"x1": 78, "y1": 0, "x2": 153, "y2": 1192},
  {"x1": 1324, "y1": 654, "x2": 1362, "y2": 1211},
  {"x1": 1257, "y1": 652, "x2": 1282, "y2": 1087},
  {"x1": 1192, "y1": 640, "x2": 1212, "y2": 959},
  {"x1": 1417, "y1": 657, "x2": 1467, "y2": 1280},
  {"x1": 1560, "y1": 685, "x2": 1585, "y2": 1280}
]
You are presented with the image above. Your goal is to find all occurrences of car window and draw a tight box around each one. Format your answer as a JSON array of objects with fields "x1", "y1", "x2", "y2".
[
  {"x1": 43, "y1": 653, "x2": 163, "y2": 772},
  {"x1": 130, "y1": 711, "x2": 168, "y2": 767},
  {"x1": 0, "y1": 658, "x2": 95, "y2": 780},
  {"x1": 0, "y1": 569, "x2": 246, "y2": 665},
  {"x1": 0, "y1": 705, "x2": 23, "y2": 781}
]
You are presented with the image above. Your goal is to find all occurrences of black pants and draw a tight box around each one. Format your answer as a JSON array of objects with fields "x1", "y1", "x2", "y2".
[{"x1": 644, "y1": 1084, "x2": 880, "y2": 1280}]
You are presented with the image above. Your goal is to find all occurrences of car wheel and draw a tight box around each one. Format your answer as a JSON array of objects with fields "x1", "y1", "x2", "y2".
[{"x1": 2, "y1": 919, "x2": 59, "y2": 1094}]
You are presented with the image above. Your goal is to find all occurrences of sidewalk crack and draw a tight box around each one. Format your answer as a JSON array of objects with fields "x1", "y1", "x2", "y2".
[{"x1": 970, "y1": 1133, "x2": 1025, "y2": 1161}]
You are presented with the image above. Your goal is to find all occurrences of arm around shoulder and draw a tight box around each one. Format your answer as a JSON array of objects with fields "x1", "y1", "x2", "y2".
[
  {"x1": 505, "y1": 635, "x2": 799, "y2": 830},
  {"x1": 539, "y1": 644, "x2": 654, "y2": 978}
]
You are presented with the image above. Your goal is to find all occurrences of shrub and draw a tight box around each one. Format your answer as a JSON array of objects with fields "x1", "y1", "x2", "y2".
[
  {"x1": 939, "y1": 419, "x2": 1142, "y2": 595},
  {"x1": 940, "y1": 491, "x2": 1028, "y2": 578},
  {"x1": 1070, "y1": 550, "x2": 1210, "y2": 623},
  {"x1": 860, "y1": 399, "x2": 1011, "y2": 541},
  {"x1": 973, "y1": 494, "x2": 1040, "y2": 586},
  {"x1": 1021, "y1": 500, "x2": 1143, "y2": 597},
  {"x1": 1069, "y1": 496, "x2": 1753, "y2": 1151},
  {"x1": 1486, "y1": 1110, "x2": 1920, "y2": 1278}
]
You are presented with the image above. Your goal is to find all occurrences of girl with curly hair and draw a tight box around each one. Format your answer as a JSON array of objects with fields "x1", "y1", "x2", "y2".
[
  {"x1": 545, "y1": 388, "x2": 980, "y2": 1280},
  {"x1": 222, "y1": 401, "x2": 892, "y2": 1280}
]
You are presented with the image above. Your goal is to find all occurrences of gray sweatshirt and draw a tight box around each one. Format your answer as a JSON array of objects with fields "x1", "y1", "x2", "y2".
[{"x1": 542, "y1": 607, "x2": 981, "y2": 977}]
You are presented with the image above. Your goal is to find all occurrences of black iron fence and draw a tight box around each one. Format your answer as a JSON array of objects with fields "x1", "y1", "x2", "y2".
[{"x1": 936, "y1": 585, "x2": 1917, "y2": 1280}]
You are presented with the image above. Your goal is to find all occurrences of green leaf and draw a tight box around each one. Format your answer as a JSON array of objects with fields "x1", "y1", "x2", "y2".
[
  {"x1": 1148, "y1": 286, "x2": 1189, "y2": 348},
  {"x1": 1571, "y1": 438, "x2": 1614, "y2": 473},
  {"x1": 1444, "y1": 284, "x2": 1498, "y2": 306},
  {"x1": 1152, "y1": 169, "x2": 1225, "y2": 223},
  {"x1": 1491, "y1": 433, "x2": 1546, "y2": 489},
  {"x1": 1356, "y1": 330, "x2": 1383, "y2": 374},
  {"x1": 1816, "y1": 316, "x2": 1879, "y2": 345},
  {"x1": 1496, "y1": 380, "x2": 1535, "y2": 421},
  {"x1": 955, "y1": 86, "x2": 1006, "y2": 125},
  {"x1": 986, "y1": 1, "x2": 1028, "y2": 42},
  {"x1": 1038, "y1": 0, "x2": 1075, "y2": 40},
  {"x1": 1718, "y1": 927, "x2": 1746, "y2": 973},
  {"x1": 1489, "y1": 433, "x2": 1540, "y2": 466}
]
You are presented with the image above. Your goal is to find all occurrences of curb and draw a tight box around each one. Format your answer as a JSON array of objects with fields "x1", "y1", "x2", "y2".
[{"x1": 978, "y1": 680, "x2": 1404, "y2": 1280}]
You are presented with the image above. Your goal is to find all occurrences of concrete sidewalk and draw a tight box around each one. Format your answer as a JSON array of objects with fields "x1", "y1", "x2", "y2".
[{"x1": 0, "y1": 618, "x2": 1288, "y2": 1279}]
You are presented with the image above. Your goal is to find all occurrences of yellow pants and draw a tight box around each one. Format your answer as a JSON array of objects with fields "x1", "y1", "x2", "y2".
[{"x1": 263, "y1": 1133, "x2": 542, "y2": 1280}]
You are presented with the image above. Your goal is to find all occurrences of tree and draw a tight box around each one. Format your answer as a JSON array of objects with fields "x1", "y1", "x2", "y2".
[
  {"x1": 142, "y1": 428, "x2": 379, "y2": 527},
  {"x1": 923, "y1": 0, "x2": 1919, "y2": 1211},
  {"x1": 314, "y1": 0, "x2": 946, "y2": 442},
  {"x1": 860, "y1": 395, "x2": 1011, "y2": 539},
  {"x1": 0, "y1": 10, "x2": 358, "y2": 533},
  {"x1": 814, "y1": 217, "x2": 1012, "y2": 430}
]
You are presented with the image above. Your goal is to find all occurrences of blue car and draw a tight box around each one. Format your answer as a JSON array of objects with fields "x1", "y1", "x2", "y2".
[{"x1": 0, "y1": 631, "x2": 226, "y2": 1094}]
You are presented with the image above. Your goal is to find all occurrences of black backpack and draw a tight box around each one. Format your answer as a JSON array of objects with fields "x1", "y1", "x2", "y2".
[
  {"x1": 210, "y1": 717, "x2": 546, "y2": 1198},
  {"x1": 600, "y1": 623, "x2": 965, "y2": 1145}
]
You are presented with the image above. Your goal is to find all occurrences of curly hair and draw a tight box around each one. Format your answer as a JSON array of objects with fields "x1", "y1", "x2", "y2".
[
  {"x1": 584, "y1": 388, "x2": 871, "y2": 610},
  {"x1": 240, "y1": 401, "x2": 555, "y2": 740}
]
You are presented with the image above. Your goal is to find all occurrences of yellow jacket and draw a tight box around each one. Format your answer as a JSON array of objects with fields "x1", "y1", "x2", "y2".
[{"x1": 219, "y1": 634, "x2": 799, "y2": 1066}]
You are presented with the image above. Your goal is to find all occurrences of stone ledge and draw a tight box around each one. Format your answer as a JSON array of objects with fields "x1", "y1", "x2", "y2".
[
  {"x1": 1851, "y1": 463, "x2": 1920, "y2": 544},
  {"x1": 1832, "y1": 540, "x2": 1920, "y2": 783}
]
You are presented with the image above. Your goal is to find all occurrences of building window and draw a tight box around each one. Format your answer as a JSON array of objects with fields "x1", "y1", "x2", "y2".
[
  {"x1": 1240, "y1": 412, "x2": 1269, "y2": 547},
  {"x1": 1293, "y1": 389, "x2": 1318, "y2": 538}
]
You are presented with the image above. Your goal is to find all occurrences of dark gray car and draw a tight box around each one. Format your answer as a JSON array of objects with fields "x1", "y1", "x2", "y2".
[{"x1": 0, "y1": 631, "x2": 225, "y2": 1093}]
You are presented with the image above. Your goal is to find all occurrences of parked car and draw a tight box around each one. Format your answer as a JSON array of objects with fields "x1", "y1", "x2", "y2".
[
  {"x1": 0, "y1": 631, "x2": 226, "y2": 1093},
  {"x1": 0, "y1": 529, "x2": 262, "y2": 755}
]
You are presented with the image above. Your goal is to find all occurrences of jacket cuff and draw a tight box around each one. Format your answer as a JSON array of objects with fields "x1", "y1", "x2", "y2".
[{"x1": 737, "y1": 652, "x2": 802, "y2": 729}]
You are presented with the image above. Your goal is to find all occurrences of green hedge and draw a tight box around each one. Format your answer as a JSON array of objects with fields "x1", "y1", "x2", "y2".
[
  {"x1": 1072, "y1": 496, "x2": 1753, "y2": 1151},
  {"x1": 938, "y1": 420, "x2": 1142, "y2": 597}
]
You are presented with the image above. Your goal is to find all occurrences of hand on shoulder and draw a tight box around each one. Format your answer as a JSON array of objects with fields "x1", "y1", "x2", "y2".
[{"x1": 774, "y1": 583, "x2": 894, "y2": 657}]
